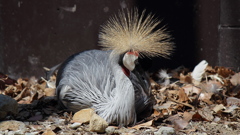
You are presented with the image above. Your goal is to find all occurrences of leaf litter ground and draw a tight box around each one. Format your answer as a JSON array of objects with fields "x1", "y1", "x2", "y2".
[{"x1": 1, "y1": 61, "x2": 240, "y2": 134}]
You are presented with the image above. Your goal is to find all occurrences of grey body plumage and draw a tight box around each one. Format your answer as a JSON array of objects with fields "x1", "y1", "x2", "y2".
[
  {"x1": 56, "y1": 9, "x2": 173, "y2": 126},
  {"x1": 57, "y1": 50, "x2": 152, "y2": 126}
]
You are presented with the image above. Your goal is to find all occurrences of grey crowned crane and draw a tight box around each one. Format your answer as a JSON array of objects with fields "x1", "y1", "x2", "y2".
[{"x1": 56, "y1": 9, "x2": 173, "y2": 127}]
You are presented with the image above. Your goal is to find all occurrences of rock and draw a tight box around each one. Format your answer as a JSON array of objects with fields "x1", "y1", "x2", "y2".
[
  {"x1": 0, "y1": 94, "x2": 18, "y2": 119},
  {"x1": 72, "y1": 108, "x2": 94, "y2": 123},
  {"x1": 69, "y1": 122, "x2": 81, "y2": 129},
  {"x1": 0, "y1": 120, "x2": 26, "y2": 132},
  {"x1": 105, "y1": 126, "x2": 116, "y2": 134},
  {"x1": 154, "y1": 127, "x2": 175, "y2": 135},
  {"x1": 25, "y1": 132, "x2": 40, "y2": 135},
  {"x1": 89, "y1": 113, "x2": 109, "y2": 133}
]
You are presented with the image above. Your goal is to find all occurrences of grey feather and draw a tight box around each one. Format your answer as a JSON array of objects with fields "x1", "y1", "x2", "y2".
[{"x1": 56, "y1": 50, "x2": 153, "y2": 126}]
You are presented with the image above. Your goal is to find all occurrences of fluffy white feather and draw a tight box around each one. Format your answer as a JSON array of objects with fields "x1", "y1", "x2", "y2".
[
  {"x1": 191, "y1": 60, "x2": 208, "y2": 82},
  {"x1": 157, "y1": 70, "x2": 171, "y2": 86}
]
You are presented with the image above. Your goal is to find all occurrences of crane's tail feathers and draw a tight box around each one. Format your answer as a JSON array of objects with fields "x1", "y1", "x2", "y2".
[{"x1": 99, "y1": 8, "x2": 174, "y2": 58}]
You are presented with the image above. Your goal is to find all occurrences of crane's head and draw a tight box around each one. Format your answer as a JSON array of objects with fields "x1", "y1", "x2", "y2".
[
  {"x1": 120, "y1": 50, "x2": 139, "y2": 76},
  {"x1": 123, "y1": 51, "x2": 139, "y2": 71}
]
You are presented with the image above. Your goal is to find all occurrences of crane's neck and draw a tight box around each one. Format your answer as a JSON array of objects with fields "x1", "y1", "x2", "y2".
[
  {"x1": 99, "y1": 52, "x2": 137, "y2": 126},
  {"x1": 121, "y1": 65, "x2": 130, "y2": 76}
]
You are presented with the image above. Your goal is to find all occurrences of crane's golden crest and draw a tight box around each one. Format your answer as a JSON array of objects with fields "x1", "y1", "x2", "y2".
[{"x1": 99, "y1": 8, "x2": 174, "y2": 58}]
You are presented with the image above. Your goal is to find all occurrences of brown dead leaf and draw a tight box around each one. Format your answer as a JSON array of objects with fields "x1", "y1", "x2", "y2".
[
  {"x1": 174, "y1": 119, "x2": 189, "y2": 130},
  {"x1": 44, "y1": 88, "x2": 56, "y2": 96},
  {"x1": 212, "y1": 104, "x2": 225, "y2": 113},
  {"x1": 227, "y1": 84, "x2": 240, "y2": 97},
  {"x1": 14, "y1": 88, "x2": 30, "y2": 101},
  {"x1": 155, "y1": 101, "x2": 176, "y2": 110},
  {"x1": 130, "y1": 120, "x2": 154, "y2": 130},
  {"x1": 166, "y1": 114, "x2": 189, "y2": 130},
  {"x1": 196, "y1": 107, "x2": 214, "y2": 121},
  {"x1": 183, "y1": 111, "x2": 193, "y2": 122},
  {"x1": 182, "y1": 84, "x2": 201, "y2": 96},
  {"x1": 226, "y1": 97, "x2": 240, "y2": 106},
  {"x1": 178, "y1": 88, "x2": 189, "y2": 102},
  {"x1": 180, "y1": 73, "x2": 192, "y2": 84},
  {"x1": 18, "y1": 96, "x2": 32, "y2": 104},
  {"x1": 205, "y1": 65, "x2": 216, "y2": 74},
  {"x1": 17, "y1": 78, "x2": 28, "y2": 88},
  {"x1": 150, "y1": 78, "x2": 161, "y2": 90},
  {"x1": 215, "y1": 66, "x2": 235, "y2": 78},
  {"x1": 3, "y1": 85, "x2": 17, "y2": 97},
  {"x1": 152, "y1": 109, "x2": 161, "y2": 117},
  {"x1": 198, "y1": 92, "x2": 213, "y2": 105},
  {"x1": 26, "y1": 76, "x2": 38, "y2": 87},
  {"x1": 192, "y1": 112, "x2": 206, "y2": 121},
  {"x1": 42, "y1": 129, "x2": 56, "y2": 135},
  {"x1": 0, "y1": 73, "x2": 17, "y2": 90}
]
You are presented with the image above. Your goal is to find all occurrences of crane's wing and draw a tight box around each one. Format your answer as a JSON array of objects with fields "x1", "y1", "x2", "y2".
[
  {"x1": 130, "y1": 62, "x2": 155, "y2": 120},
  {"x1": 56, "y1": 50, "x2": 116, "y2": 112}
]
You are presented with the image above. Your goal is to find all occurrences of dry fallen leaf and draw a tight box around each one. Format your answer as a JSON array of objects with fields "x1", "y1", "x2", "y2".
[
  {"x1": 196, "y1": 107, "x2": 214, "y2": 121},
  {"x1": 155, "y1": 101, "x2": 176, "y2": 110},
  {"x1": 198, "y1": 92, "x2": 213, "y2": 104},
  {"x1": 215, "y1": 66, "x2": 235, "y2": 78},
  {"x1": 42, "y1": 129, "x2": 56, "y2": 135},
  {"x1": 182, "y1": 84, "x2": 201, "y2": 96},
  {"x1": 180, "y1": 73, "x2": 192, "y2": 84},
  {"x1": 226, "y1": 97, "x2": 240, "y2": 106},
  {"x1": 182, "y1": 111, "x2": 193, "y2": 122},
  {"x1": 0, "y1": 73, "x2": 17, "y2": 90},
  {"x1": 166, "y1": 114, "x2": 189, "y2": 130},
  {"x1": 130, "y1": 120, "x2": 154, "y2": 130},
  {"x1": 212, "y1": 104, "x2": 225, "y2": 113},
  {"x1": 178, "y1": 88, "x2": 189, "y2": 102},
  {"x1": 44, "y1": 88, "x2": 56, "y2": 96}
]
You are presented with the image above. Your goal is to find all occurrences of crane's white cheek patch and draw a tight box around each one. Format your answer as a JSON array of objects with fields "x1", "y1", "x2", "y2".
[{"x1": 123, "y1": 52, "x2": 138, "y2": 71}]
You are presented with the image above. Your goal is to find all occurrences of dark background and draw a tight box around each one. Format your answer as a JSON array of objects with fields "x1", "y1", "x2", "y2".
[{"x1": 0, "y1": 0, "x2": 239, "y2": 79}]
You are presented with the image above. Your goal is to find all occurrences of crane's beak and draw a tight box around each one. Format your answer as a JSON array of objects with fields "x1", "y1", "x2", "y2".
[{"x1": 123, "y1": 51, "x2": 139, "y2": 71}]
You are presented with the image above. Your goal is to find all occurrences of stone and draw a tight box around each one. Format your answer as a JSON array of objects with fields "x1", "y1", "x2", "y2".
[
  {"x1": 0, "y1": 120, "x2": 26, "y2": 132},
  {"x1": 72, "y1": 108, "x2": 94, "y2": 123},
  {"x1": 0, "y1": 94, "x2": 18, "y2": 119},
  {"x1": 154, "y1": 127, "x2": 175, "y2": 135},
  {"x1": 69, "y1": 122, "x2": 81, "y2": 129},
  {"x1": 89, "y1": 113, "x2": 109, "y2": 133},
  {"x1": 105, "y1": 126, "x2": 116, "y2": 134}
]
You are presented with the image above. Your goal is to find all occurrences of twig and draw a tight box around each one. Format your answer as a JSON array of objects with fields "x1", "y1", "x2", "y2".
[{"x1": 168, "y1": 97, "x2": 195, "y2": 111}]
